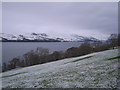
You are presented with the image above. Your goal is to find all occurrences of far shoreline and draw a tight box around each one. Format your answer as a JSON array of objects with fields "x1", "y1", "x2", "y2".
[{"x1": 0, "y1": 40, "x2": 87, "y2": 42}]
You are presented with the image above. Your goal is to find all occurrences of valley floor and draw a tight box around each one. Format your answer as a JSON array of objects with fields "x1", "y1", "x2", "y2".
[{"x1": 1, "y1": 49, "x2": 119, "y2": 88}]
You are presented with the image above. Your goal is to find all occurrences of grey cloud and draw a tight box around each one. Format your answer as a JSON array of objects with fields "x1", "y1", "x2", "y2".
[{"x1": 2, "y1": 2, "x2": 118, "y2": 40}]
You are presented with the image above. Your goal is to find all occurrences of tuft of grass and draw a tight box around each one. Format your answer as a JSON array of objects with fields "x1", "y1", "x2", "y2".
[
  {"x1": 72, "y1": 56, "x2": 93, "y2": 62},
  {"x1": 1, "y1": 72, "x2": 27, "y2": 78},
  {"x1": 39, "y1": 80, "x2": 54, "y2": 88},
  {"x1": 108, "y1": 56, "x2": 120, "y2": 60}
]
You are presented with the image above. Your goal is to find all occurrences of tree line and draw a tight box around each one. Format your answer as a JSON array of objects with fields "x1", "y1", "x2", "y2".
[{"x1": 2, "y1": 34, "x2": 119, "y2": 72}]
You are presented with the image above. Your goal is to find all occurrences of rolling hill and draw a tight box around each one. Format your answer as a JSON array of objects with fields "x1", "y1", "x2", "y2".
[{"x1": 1, "y1": 49, "x2": 119, "y2": 88}]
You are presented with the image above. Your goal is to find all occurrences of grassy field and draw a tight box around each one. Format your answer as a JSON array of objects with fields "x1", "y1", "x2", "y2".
[{"x1": 2, "y1": 49, "x2": 119, "y2": 88}]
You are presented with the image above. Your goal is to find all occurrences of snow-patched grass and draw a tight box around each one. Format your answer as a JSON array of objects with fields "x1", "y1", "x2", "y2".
[{"x1": 2, "y1": 49, "x2": 119, "y2": 88}]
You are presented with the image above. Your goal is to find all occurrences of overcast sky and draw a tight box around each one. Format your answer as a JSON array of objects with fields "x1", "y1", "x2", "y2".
[{"x1": 2, "y1": 2, "x2": 118, "y2": 40}]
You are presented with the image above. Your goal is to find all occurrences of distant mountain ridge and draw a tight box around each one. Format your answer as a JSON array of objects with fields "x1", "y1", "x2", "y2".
[{"x1": 0, "y1": 33, "x2": 99, "y2": 42}]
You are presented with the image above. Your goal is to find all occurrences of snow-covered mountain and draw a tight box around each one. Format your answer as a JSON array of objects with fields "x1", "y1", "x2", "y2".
[
  {"x1": 0, "y1": 33, "x2": 99, "y2": 42},
  {"x1": 108, "y1": 34, "x2": 118, "y2": 40},
  {"x1": 105, "y1": 34, "x2": 118, "y2": 44},
  {"x1": 69, "y1": 34, "x2": 98, "y2": 42}
]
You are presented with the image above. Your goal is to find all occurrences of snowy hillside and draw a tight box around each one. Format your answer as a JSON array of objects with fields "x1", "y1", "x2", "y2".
[
  {"x1": 1, "y1": 49, "x2": 119, "y2": 88},
  {"x1": 0, "y1": 33, "x2": 98, "y2": 42}
]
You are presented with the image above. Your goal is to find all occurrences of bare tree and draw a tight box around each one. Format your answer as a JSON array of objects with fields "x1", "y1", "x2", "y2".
[
  {"x1": 35, "y1": 47, "x2": 49, "y2": 56},
  {"x1": 23, "y1": 50, "x2": 39, "y2": 66},
  {"x1": 79, "y1": 43, "x2": 92, "y2": 55},
  {"x1": 9, "y1": 58, "x2": 20, "y2": 69},
  {"x1": 65, "y1": 47, "x2": 79, "y2": 58}
]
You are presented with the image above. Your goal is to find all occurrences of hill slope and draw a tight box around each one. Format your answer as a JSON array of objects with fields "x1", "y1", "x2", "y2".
[{"x1": 1, "y1": 49, "x2": 119, "y2": 88}]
